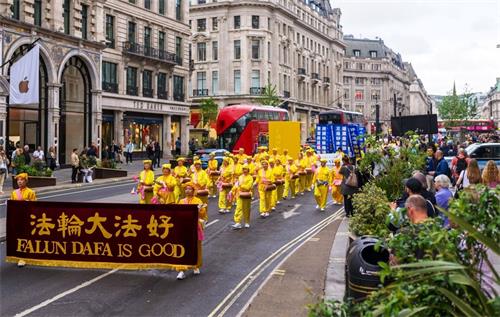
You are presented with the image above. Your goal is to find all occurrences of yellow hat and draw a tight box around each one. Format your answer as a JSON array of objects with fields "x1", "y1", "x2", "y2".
[
  {"x1": 239, "y1": 148, "x2": 244, "y2": 151},
  {"x1": 176, "y1": 157, "x2": 186, "y2": 162},
  {"x1": 272, "y1": 148, "x2": 278, "y2": 151},
  {"x1": 260, "y1": 159, "x2": 269, "y2": 165},
  {"x1": 269, "y1": 158, "x2": 275, "y2": 163},
  {"x1": 242, "y1": 164, "x2": 250, "y2": 170},
  {"x1": 182, "y1": 181, "x2": 196, "y2": 189},
  {"x1": 287, "y1": 156, "x2": 294, "y2": 161},
  {"x1": 162, "y1": 163, "x2": 171, "y2": 170},
  {"x1": 209, "y1": 152, "x2": 215, "y2": 157},
  {"x1": 143, "y1": 159, "x2": 152, "y2": 164},
  {"x1": 283, "y1": 149, "x2": 288, "y2": 153},
  {"x1": 223, "y1": 157, "x2": 231, "y2": 163},
  {"x1": 275, "y1": 156, "x2": 282, "y2": 162},
  {"x1": 334, "y1": 158, "x2": 341, "y2": 163},
  {"x1": 193, "y1": 155, "x2": 200, "y2": 160},
  {"x1": 320, "y1": 158, "x2": 327, "y2": 163},
  {"x1": 15, "y1": 173, "x2": 28, "y2": 180},
  {"x1": 194, "y1": 160, "x2": 202, "y2": 165}
]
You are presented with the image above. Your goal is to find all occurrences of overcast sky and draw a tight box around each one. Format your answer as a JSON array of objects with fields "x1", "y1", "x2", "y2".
[{"x1": 333, "y1": 0, "x2": 500, "y2": 95}]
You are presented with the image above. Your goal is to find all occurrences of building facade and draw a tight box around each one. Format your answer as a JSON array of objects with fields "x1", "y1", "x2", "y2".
[
  {"x1": 189, "y1": 0, "x2": 345, "y2": 142},
  {"x1": 342, "y1": 35, "x2": 430, "y2": 132},
  {"x1": 0, "y1": 0, "x2": 191, "y2": 165},
  {"x1": 101, "y1": 0, "x2": 191, "y2": 156},
  {"x1": 481, "y1": 78, "x2": 500, "y2": 123}
]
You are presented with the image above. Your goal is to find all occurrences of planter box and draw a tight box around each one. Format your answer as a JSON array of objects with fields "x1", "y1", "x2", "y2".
[
  {"x1": 12, "y1": 176, "x2": 56, "y2": 189},
  {"x1": 94, "y1": 168, "x2": 128, "y2": 179}
]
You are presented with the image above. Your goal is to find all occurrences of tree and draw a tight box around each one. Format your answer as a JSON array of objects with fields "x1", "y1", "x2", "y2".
[
  {"x1": 438, "y1": 83, "x2": 478, "y2": 127},
  {"x1": 200, "y1": 97, "x2": 219, "y2": 127},
  {"x1": 259, "y1": 83, "x2": 281, "y2": 107}
]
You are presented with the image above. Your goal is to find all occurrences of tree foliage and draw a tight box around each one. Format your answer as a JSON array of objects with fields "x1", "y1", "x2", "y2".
[
  {"x1": 200, "y1": 97, "x2": 219, "y2": 127},
  {"x1": 259, "y1": 83, "x2": 281, "y2": 107},
  {"x1": 438, "y1": 83, "x2": 478, "y2": 126}
]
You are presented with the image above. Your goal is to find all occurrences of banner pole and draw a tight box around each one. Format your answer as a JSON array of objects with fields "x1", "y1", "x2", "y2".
[{"x1": 0, "y1": 38, "x2": 41, "y2": 70}]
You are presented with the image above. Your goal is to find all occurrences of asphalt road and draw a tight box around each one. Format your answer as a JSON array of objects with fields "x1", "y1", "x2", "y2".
[{"x1": 0, "y1": 184, "x2": 343, "y2": 317}]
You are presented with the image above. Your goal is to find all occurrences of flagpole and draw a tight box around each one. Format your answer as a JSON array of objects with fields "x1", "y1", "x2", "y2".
[{"x1": 0, "y1": 38, "x2": 41, "y2": 70}]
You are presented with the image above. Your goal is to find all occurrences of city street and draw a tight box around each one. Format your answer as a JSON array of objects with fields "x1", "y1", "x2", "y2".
[{"x1": 0, "y1": 184, "x2": 343, "y2": 317}]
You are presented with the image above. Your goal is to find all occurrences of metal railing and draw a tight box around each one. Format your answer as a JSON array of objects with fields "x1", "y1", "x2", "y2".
[
  {"x1": 126, "y1": 86, "x2": 138, "y2": 96},
  {"x1": 158, "y1": 90, "x2": 168, "y2": 100},
  {"x1": 283, "y1": 91, "x2": 290, "y2": 98},
  {"x1": 193, "y1": 89, "x2": 209, "y2": 97},
  {"x1": 102, "y1": 82, "x2": 118, "y2": 93},
  {"x1": 123, "y1": 41, "x2": 179, "y2": 65},
  {"x1": 298, "y1": 68, "x2": 307, "y2": 75},
  {"x1": 323, "y1": 77, "x2": 331, "y2": 83},
  {"x1": 143, "y1": 87, "x2": 154, "y2": 98},
  {"x1": 174, "y1": 93, "x2": 185, "y2": 102},
  {"x1": 250, "y1": 87, "x2": 265, "y2": 95},
  {"x1": 312, "y1": 72, "x2": 320, "y2": 80}
]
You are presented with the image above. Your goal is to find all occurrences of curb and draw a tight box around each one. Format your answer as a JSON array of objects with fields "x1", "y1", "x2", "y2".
[{"x1": 324, "y1": 217, "x2": 349, "y2": 301}]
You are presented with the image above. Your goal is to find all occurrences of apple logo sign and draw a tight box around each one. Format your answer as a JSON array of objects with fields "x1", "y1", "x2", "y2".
[{"x1": 19, "y1": 76, "x2": 29, "y2": 94}]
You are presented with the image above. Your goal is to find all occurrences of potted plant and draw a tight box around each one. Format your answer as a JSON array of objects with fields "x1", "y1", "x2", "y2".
[
  {"x1": 94, "y1": 158, "x2": 127, "y2": 179},
  {"x1": 12, "y1": 160, "x2": 56, "y2": 189}
]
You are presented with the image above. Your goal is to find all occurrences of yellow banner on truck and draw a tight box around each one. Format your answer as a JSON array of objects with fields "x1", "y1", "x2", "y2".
[{"x1": 269, "y1": 121, "x2": 301, "y2": 159}]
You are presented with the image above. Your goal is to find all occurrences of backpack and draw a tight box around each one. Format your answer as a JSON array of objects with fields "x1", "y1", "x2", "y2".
[
  {"x1": 345, "y1": 166, "x2": 358, "y2": 187},
  {"x1": 455, "y1": 157, "x2": 467, "y2": 175}
]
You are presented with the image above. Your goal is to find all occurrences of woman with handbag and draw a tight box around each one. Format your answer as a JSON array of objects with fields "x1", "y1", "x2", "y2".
[
  {"x1": 232, "y1": 164, "x2": 254, "y2": 229},
  {"x1": 256, "y1": 160, "x2": 275, "y2": 218},
  {"x1": 339, "y1": 156, "x2": 359, "y2": 217},
  {"x1": 0, "y1": 150, "x2": 9, "y2": 194},
  {"x1": 218, "y1": 158, "x2": 233, "y2": 213}
]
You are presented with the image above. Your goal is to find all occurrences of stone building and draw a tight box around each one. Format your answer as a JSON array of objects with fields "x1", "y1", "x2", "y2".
[
  {"x1": 0, "y1": 0, "x2": 191, "y2": 165},
  {"x1": 189, "y1": 0, "x2": 345, "y2": 142},
  {"x1": 101, "y1": 0, "x2": 191, "y2": 156},
  {"x1": 342, "y1": 35, "x2": 430, "y2": 132},
  {"x1": 481, "y1": 78, "x2": 500, "y2": 123}
]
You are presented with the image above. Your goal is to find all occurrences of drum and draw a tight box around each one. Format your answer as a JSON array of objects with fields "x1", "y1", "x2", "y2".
[
  {"x1": 239, "y1": 191, "x2": 252, "y2": 199},
  {"x1": 222, "y1": 183, "x2": 233, "y2": 189},
  {"x1": 305, "y1": 168, "x2": 313, "y2": 174},
  {"x1": 210, "y1": 170, "x2": 220, "y2": 177},
  {"x1": 291, "y1": 174, "x2": 299, "y2": 179},
  {"x1": 182, "y1": 177, "x2": 191, "y2": 184},
  {"x1": 197, "y1": 189, "x2": 209, "y2": 196},
  {"x1": 275, "y1": 180, "x2": 284, "y2": 186},
  {"x1": 298, "y1": 171, "x2": 307, "y2": 176},
  {"x1": 143, "y1": 186, "x2": 153, "y2": 192},
  {"x1": 265, "y1": 184, "x2": 277, "y2": 191}
]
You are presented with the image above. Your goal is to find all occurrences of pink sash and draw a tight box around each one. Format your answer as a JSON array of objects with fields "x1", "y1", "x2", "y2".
[{"x1": 15, "y1": 189, "x2": 23, "y2": 200}]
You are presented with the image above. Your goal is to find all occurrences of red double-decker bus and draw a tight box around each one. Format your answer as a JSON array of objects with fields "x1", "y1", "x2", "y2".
[
  {"x1": 438, "y1": 119, "x2": 496, "y2": 132},
  {"x1": 216, "y1": 105, "x2": 289, "y2": 154}
]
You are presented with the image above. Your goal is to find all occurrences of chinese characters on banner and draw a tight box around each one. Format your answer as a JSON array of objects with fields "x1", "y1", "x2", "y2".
[
  {"x1": 6, "y1": 201, "x2": 199, "y2": 270},
  {"x1": 317, "y1": 124, "x2": 366, "y2": 158},
  {"x1": 315, "y1": 125, "x2": 333, "y2": 154}
]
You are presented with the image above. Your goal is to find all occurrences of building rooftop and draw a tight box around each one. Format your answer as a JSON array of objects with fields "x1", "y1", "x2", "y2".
[{"x1": 343, "y1": 35, "x2": 404, "y2": 69}]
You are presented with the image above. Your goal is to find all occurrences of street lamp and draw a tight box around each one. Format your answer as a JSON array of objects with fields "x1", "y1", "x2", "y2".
[{"x1": 373, "y1": 93, "x2": 381, "y2": 135}]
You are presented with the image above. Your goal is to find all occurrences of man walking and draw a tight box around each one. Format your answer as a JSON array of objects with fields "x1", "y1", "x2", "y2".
[
  {"x1": 125, "y1": 140, "x2": 134, "y2": 164},
  {"x1": 71, "y1": 148, "x2": 80, "y2": 183},
  {"x1": 154, "y1": 140, "x2": 161, "y2": 168}
]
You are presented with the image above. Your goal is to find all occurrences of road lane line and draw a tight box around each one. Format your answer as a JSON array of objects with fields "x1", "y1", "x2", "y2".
[
  {"x1": 15, "y1": 267, "x2": 121, "y2": 317},
  {"x1": 206, "y1": 219, "x2": 219, "y2": 227},
  {"x1": 208, "y1": 208, "x2": 343, "y2": 317}
]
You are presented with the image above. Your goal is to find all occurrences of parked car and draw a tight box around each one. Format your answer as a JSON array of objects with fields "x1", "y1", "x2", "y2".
[
  {"x1": 195, "y1": 149, "x2": 228, "y2": 169},
  {"x1": 445, "y1": 142, "x2": 500, "y2": 170}
]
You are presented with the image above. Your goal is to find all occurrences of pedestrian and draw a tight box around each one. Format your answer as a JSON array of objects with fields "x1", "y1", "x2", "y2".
[
  {"x1": 284, "y1": 156, "x2": 298, "y2": 199},
  {"x1": 111, "y1": 140, "x2": 118, "y2": 161},
  {"x1": 47, "y1": 146, "x2": 57, "y2": 170},
  {"x1": 450, "y1": 148, "x2": 469, "y2": 185},
  {"x1": 232, "y1": 164, "x2": 253, "y2": 229},
  {"x1": 339, "y1": 156, "x2": 359, "y2": 217},
  {"x1": 456, "y1": 158, "x2": 482, "y2": 190},
  {"x1": 146, "y1": 141, "x2": 155, "y2": 166},
  {"x1": 330, "y1": 158, "x2": 343, "y2": 205},
  {"x1": 175, "y1": 137, "x2": 181, "y2": 156},
  {"x1": 256, "y1": 159, "x2": 274, "y2": 218},
  {"x1": 23, "y1": 145, "x2": 31, "y2": 166},
  {"x1": 0, "y1": 149, "x2": 9, "y2": 194},
  {"x1": 136, "y1": 160, "x2": 155, "y2": 204},
  {"x1": 125, "y1": 140, "x2": 134, "y2": 164},
  {"x1": 70, "y1": 148, "x2": 79, "y2": 183},
  {"x1": 217, "y1": 157, "x2": 233, "y2": 213},
  {"x1": 481, "y1": 160, "x2": 499, "y2": 188},
  {"x1": 433, "y1": 150, "x2": 451, "y2": 179},
  {"x1": 313, "y1": 158, "x2": 330, "y2": 211},
  {"x1": 191, "y1": 160, "x2": 209, "y2": 204},
  {"x1": 189, "y1": 137, "x2": 196, "y2": 155},
  {"x1": 424, "y1": 147, "x2": 437, "y2": 191},
  {"x1": 101, "y1": 145, "x2": 110, "y2": 160},
  {"x1": 434, "y1": 174, "x2": 453, "y2": 227},
  {"x1": 176, "y1": 182, "x2": 207, "y2": 280},
  {"x1": 154, "y1": 140, "x2": 161, "y2": 168},
  {"x1": 33, "y1": 146, "x2": 44, "y2": 162},
  {"x1": 117, "y1": 143, "x2": 124, "y2": 163},
  {"x1": 153, "y1": 164, "x2": 177, "y2": 204}
]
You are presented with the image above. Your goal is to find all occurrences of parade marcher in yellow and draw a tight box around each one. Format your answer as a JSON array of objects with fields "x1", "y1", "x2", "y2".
[
  {"x1": 191, "y1": 160, "x2": 209, "y2": 204},
  {"x1": 296, "y1": 152, "x2": 307, "y2": 195},
  {"x1": 176, "y1": 182, "x2": 207, "y2": 280},
  {"x1": 190, "y1": 155, "x2": 200, "y2": 174},
  {"x1": 235, "y1": 147, "x2": 246, "y2": 162},
  {"x1": 270, "y1": 148, "x2": 280, "y2": 162},
  {"x1": 173, "y1": 157, "x2": 189, "y2": 202},
  {"x1": 137, "y1": 160, "x2": 155, "y2": 204},
  {"x1": 254, "y1": 146, "x2": 268, "y2": 165},
  {"x1": 207, "y1": 152, "x2": 219, "y2": 198},
  {"x1": 313, "y1": 158, "x2": 331, "y2": 211},
  {"x1": 284, "y1": 156, "x2": 298, "y2": 199},
  {"x1": 268, "y1": 159, "x2": 278, "y2": 210},
  {"x1": 153, "y1": 164, "x2": 177, "y2": 204},
  {"x1": 256, "y1": 160, "x2": 274, "y2": 218},
  {"x1": 232, "y1": 164, "x2": 254, "y2": 229},
  {"x1": 10, "y1": 173, "x2": 37, "y2": 201},
  {"x1": 305, "y1": 149, "x2": 317, "y2": 191},
  {"x1": 281, "y1": 149, "x2": 289, "y2": 164},
  {"x1": 218, "y1": 157, "x2": 233, "y2": 213},
  {"x1": 330, "y1": 158, "x2": 344, "y2": 205},
  {"x1": 273, "y1": 157, "x2": 286, "y2": 205}
]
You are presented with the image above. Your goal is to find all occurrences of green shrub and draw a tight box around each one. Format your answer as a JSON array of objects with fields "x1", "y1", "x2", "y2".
[{"x1": 350, "y1": 182, "x2": 391, "y2": 237}]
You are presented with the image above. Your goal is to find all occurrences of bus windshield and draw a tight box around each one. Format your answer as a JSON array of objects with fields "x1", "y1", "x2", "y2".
[
  {"x1": 218, "y1": 115, "x2": 246, "y2": 150},
  {"x1": 319, "y1": 113, "x2": 342, "y2": 124}
]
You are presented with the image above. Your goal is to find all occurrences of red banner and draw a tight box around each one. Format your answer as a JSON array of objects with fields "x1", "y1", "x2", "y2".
[{"x1": 6, "y1": 200, "x2": 199, "y2": 270}]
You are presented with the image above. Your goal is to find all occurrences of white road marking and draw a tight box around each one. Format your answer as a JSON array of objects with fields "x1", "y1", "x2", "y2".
[
  {"x1": 282, "y1": 204, "x2": 301, "y2": 219},
  {"x1": 206, "y1": 219, "x2": 219, "y2": 227},
  {"x1": 15, "y1": 268, "x2": 121, "y2": 317}
]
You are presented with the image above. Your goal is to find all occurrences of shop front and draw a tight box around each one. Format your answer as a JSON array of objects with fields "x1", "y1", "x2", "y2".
[{"x1": 123, "y1": 113, "x2": 163, "y2": 152}]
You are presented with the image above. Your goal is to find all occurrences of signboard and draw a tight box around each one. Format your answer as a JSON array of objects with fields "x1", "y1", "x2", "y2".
[
  {"x1": 6, "y1": 201, "x2": 199, "y2": 270},
  {"x1": 269, "y1": 121, "x2": 301, "y2": 159},
  {"x1": 391, "y1": 114, "x2": 438, "y2": 136},
  {"x1": 315, "y1": 125, "x2": 333, "y2": 154},
  {"x1": 316, "y1": 124, "x2": 366, "y2": 158}
]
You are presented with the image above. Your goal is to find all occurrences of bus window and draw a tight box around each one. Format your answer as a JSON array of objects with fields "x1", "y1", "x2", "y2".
[{"x1": 258, "y1": 134, "x2": 269, "y2": 148}]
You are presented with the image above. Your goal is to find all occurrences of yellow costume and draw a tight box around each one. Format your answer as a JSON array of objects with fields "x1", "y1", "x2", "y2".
[
  {"x1": 178, "y1": 195, "x2": 207, "y2": 270},
  {"x1": 138, "y1": 169, "x2": 155, "y2": 204},
  {"x1": 207, "y1": 158, "x2": 219, "y2": 197},
  {"x1": 218, "y1": 162, "x2": 233, "y2": 212},
  {"x1": 174, "y1": 164, "x2": 189, "y2": 201},
  {"x1": 256, "y1": 165, "x2": 274, "y2": 216},
  {"x1": 284, "y1": 160, "x2": 298, "y2": 199},
  {"x1": 297, "y1": 156, "x2": 308, "y2": 194},
  {"x1": 153, "y1": 174, "x2": 177, "y2": 204},
  {"x1": 234, "y1": 173, "x2": 254, "y2": 226},
  {"x1": 330, "y1": 163, "x2": 344, "y2": 205},
  {"x1": 306, "y1": 152, "x2": 317, "y2": 190},
  {"x1": 313, "y1": 162, "x2": 330, "y2": 210},
  {"x1": 272, "y1": 162, "x2": 285, "y2": 204},
  {"x1": 192, "y1": 165, "x2": 209, "y2": 204},
  {"x1": 10, "y1": 185, "x2": 37, "y2": 201}
]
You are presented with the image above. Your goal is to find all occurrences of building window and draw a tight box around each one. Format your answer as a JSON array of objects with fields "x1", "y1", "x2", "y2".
[
  {"x1": 81, "y1": 5, "x2": 88, "y2": 39},
  {"x1": 234, "y1": 40, "x2": 241, "y2": 59},
  {"x1": 252, "y1": 15, "x2": 259, "y2": 29},
  {"x1": 356, "y1": 63, "x2": 364, "y2": 70},
  {"x1": 102, "y1": 62, "x2": 118, "y2": 93},
  {"x1": 197, "y1": 42, "x2": 206, "y2": 61},
  {"x1": 105, "y1": 15, "x2": 115, "y2": 48},
  {"x1": 63, "y1": 0, "x2": 71, "y2": 34},
  {"x1": 212, "y1": 41, "x2": 218, "y2": 61},
  {"x1": 173, "y1": 75, "x2": 185, "y2": 101},
  {"x1": 129, "y1": 0, "x2": 136, "y2": 3},
  {"x1": 144, "y1": 0, "x2": 151, "y2": 9},
  {"x1": 355, "y1": 89, "x2": 364, "y2": 100},
  {"x1": 175, "y1": 0, "x2": 182, "y2": 21},
  {"x1": 126, "y1": 67, "x2": 138, "y2": 96},
  {"x1": 234, "y1": 16, "x2": 240, "y2": 29},
  {"x1": 34, "y1": 0, "x2": 42, "y2": 26},
  {"x1": 251, "y1": 70, "x2": 260, "y2": 88},
  {"x1": 356, "y1": 104, "x2": 364, "y2": 113},
  {"x1": 212, "y1": 71, "x2": 218, "y2": 95},
  {"x1": 212, "y1": 17, "x2": 218, "y2": 31},
  {"x1": 251, "y1": 40, "x2": 260, "y2": 59},
  {"x1": 371, "y1": 90, "x2": 381, "y2": 100},
  {"x1": 159, "y1": 0, "x2": 165, "y2": 15},
  {"x1": 234, "y1": 70, "x2": 241, "y2": 94},
  {"x1": 343, "y1": 88, "x2": 350, "y2": 100},
  {"x1": 176, "y1": 37, "x2": 182, "y2": 59},
  {"x1": 344, "y1": 61, "x2": 350, "y2": 69},
  {"x1": 143, "y1": 70, "x2": 153, "y2": 97},
  {"x1": 371, "y1": 63, "x2": 381, "y2": 71},
  {"x1": 371, "y1": 78, "x2": 382, "y2": 85},
  {"x1": 197, "y1": 71, "x2": 207, "y2": 92},
  {"x1": 197, "y1": 19, "x2": 206, "y2": 32},
  {"x1": 11, "y1": 0, "x2": 20, "y2": 19},
  {"x1": 355, "y1": 77, "x2": 365, "y2": 85},
  {"x1": 157, "y1": 72, "x2": 167, "y2": 99},
  {"x1": 159, "y1": 31, "x2": 165, "y2": 51},
  {"x1": 353, "y1": 49, "x2": 360, "y2": 57},
  {"x1": 144, "y1": 27, "x2": 152, "y2": 56},
  {"x1": 370, "y1": 50, "x2": 377, "y2": 58},
  {"x1": 128, "y1": 22, "x2": 136, "y2": 44},
  {"x1": 268, "y1": 41, "x2": 271, "y2": 60}
]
